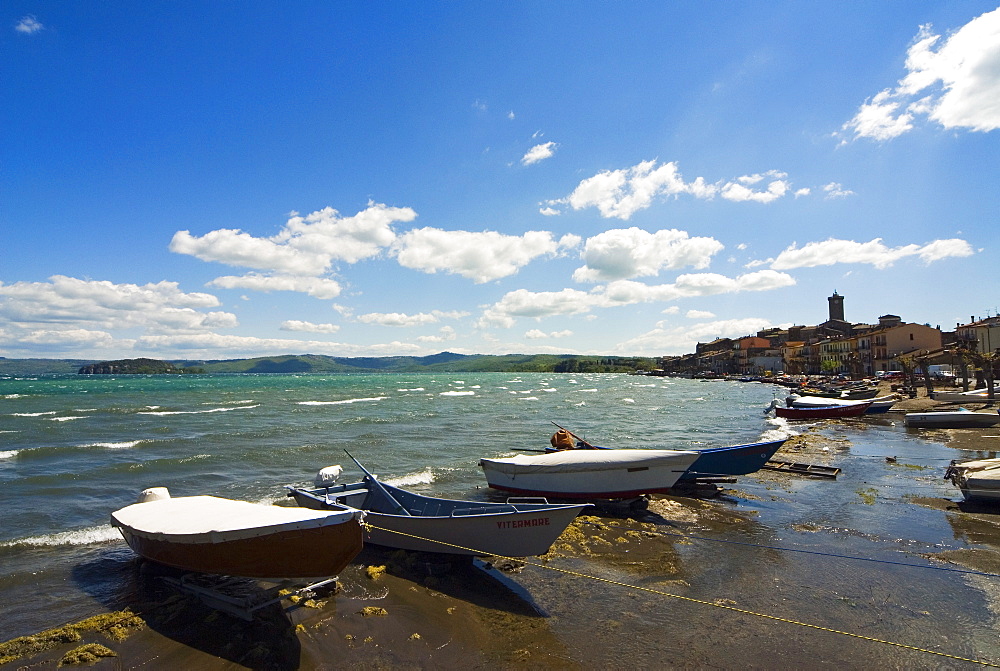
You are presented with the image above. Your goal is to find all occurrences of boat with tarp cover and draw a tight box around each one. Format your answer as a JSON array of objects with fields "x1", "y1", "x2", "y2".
[
  {"x1": 111, "y1": 488, "x2": 364, "y2": 579},
  {"x1": 479, "y1": 449, "x2": 699, "y2": 499},
  {"x1": 945, "y1": 458, "x2": 1000, "y2": 502}
]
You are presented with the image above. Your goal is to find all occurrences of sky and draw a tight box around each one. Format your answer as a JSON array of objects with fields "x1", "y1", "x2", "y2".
[{"x1": 2, "y1": 2, "x2": 999, "y2": 361}]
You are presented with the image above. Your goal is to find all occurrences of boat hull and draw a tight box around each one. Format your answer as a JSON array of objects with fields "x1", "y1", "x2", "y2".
[
  {"x1": 681, "y1": 439, "x2": 786, "y2": 480},
  {"x1": 774, "y1": 403, "x2": 870, "y2": 420},
  {"x1": 112, "y1": 495, "x2": 364, "y2": 579},
  {"x1": 929, "y1": 390, "x2": 993, "y2": 403},
  {"x1": 479, "y1": 449, "x2": 699, "y2": 499},
  {"x1": 946, "y1": 459, "x2": 1000, "y2": 502},
  {"x1": 289, "y1": 484, "x2": 587, "y2": 556},
  {"x1": 787, "y1": 395, "x2": 896, "y2": 414},
  {"x1": 904, "y1": 409, "x2": 1000, "y2": 429}
]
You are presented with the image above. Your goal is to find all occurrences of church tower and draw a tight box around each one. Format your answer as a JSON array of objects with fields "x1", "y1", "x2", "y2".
[{"x1": 828, "y1": 291, "x2": 845, "y2": 322}]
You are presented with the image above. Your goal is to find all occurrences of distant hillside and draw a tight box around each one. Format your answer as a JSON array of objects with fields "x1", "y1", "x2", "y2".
[
  {"x1": 78, "y1": 358, "x2": 204, "y2": 375},
  {"x1": 0, "y1": 353, "x2": 657, "y2": 376}
]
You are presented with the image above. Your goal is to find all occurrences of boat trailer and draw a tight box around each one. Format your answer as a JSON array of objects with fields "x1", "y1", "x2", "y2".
[{"x1": 160, "y1": 573, "x2": 340, "y2": 621}]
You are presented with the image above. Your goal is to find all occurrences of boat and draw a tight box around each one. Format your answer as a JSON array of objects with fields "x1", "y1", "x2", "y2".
[
  {"x1": 478, "y1": 449, "x2": 700, "y2": 499},
  {"x1": 543, "y1": 434, "x2": 787, "y2": 481},
  {"x1": 287, "y1": 474, "x2": 588, "y2": 556},
  {"x1": 930, "y1": 388, "x2": 995, "y2": 403},
  {"x1": 903, "y1": 408, "x2": 1000, "y2": 429},
  {"x1": 945, "y1": 458, "x2": 1000, "y2": 502},
  {"x1": 786, "y1": 394, "x2": 898, "y2": 414},
  {"x1": 770, "y1": 401, "x2": 871, "y2": 420},
  {"x1": 111, "y1": 488, "x2": 364, "y2": 579}
]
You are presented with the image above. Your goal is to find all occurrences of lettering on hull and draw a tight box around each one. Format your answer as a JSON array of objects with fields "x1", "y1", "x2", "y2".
[{"x1": 496, "y1": 517, "x2": 551, "y2": 529}]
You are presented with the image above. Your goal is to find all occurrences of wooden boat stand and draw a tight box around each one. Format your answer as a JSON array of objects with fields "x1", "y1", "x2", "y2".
[
  {"x1": 761, "y1": 460, "x2": 840, "y2": 479},
  {"x1": 159, "y1": 573, "x2": 339, "y2": 621}
]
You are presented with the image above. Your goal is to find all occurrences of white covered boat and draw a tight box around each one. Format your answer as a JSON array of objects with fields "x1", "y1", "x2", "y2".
[
  {"x1": 786, "y1": 394, "x2": 898, "y2": 414},
  {"x1": 903, "y1": 408, "x2": 1000, "y2": 429},
  {"x1": 930, "y1": 388, "x2": 994, "y2": 403},
  {"x1": 945, "y1": 459, "x2": 1000, "y2": 502},
  {"x1": 111, "y1": 489, "x2": 364, "y2": 579},
  {"x1": 478, "y1": 449, "x2": 699, "y2": 499}
]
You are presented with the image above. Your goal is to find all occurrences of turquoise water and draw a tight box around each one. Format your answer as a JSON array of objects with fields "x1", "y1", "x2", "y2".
[{"x1": 2, "y1": 372, "x2": 999, "y2": 666}]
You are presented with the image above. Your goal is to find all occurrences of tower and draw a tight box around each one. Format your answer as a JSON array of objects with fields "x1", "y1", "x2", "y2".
[{"x1": 828, "y1": 291, "x2": 845, "y2": 322}]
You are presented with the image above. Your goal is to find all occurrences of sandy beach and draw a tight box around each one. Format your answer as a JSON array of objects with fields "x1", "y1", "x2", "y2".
[{"x1": 4, "y1": 380, "x2": 1000, "y2": 669}]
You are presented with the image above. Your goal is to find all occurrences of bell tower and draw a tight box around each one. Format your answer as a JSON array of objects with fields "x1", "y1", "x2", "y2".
[{"x1": 828, "y1": 291, "x2": 845, "y2": 322}]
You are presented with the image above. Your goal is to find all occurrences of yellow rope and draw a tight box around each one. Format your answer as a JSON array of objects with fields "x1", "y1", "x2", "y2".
[{"x1": 361, "y1": 521, "x2": 999, "y2": 667}]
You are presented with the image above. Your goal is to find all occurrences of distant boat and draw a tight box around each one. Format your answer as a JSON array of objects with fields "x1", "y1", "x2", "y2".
[
  {"x1": 287, "y1": 474, "x2": 588, "y2": 557},
  {"x1": 479, "y1": 449, "x2": 699, "y2": 499},
  {"x1": 786, "y1": 394, "x2": 897, "y2": 414},
  {"x1": 930, "y1": 388, "x2": 995, "y2": 403},
  {"x1": 904, "y1": 408, "x2": 1000, "y2": 429},
  {"x1": 945, "y1": 458, "x2": 1000, "y2": 502},
  {"x1": 111, "y1": 488, "x2": 364, "y2": 579},
  {"x1": 770, "y1": 401, "x2": 871, "y2": 420}
]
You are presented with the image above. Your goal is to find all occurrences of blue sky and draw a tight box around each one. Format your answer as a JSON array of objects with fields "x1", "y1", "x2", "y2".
[{"x1": 2, "y1": 2, "x2": 998, "y2": 360}]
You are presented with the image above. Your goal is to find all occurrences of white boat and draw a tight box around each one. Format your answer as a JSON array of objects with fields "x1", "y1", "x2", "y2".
[
  {"x1": 930, "y1": 388, "x2": 994, "y2": 403},
  {"x1": 786, "y1": 394, "x2": 898, "y2": 414},
  {"x1": 288, "y1": 476, "x2": 588, "y2": 556},
  {"x1": 945, "y1": 459, "x2": 1000, "y2": 502},
  {"x1": 478, "y1": 449, "x2": 699, "y2": 499},
  {"x1": 111, "y1": 488, "x2": 364, "y2": 579},
  {"x1": 903, "y1": 408, "x2": 1000, "y2": 429}
]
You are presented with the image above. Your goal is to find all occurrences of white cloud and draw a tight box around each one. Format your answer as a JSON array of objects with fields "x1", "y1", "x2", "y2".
[
  {"x1": 134, "y1": 333, "x2": 425, "y2": 358},
  {"x1": 356, "y1": 310, "x2": 468, "y2": 327},
  {"x1": 209, "y1": 274, "x2": 342, "y2": 299},
  {"x1": 525, "y1": 329, "x2": 573, "y2": 339},
  {"x1": 770, "y1": 237, "x2": 975, "y2": 270},
  {"x1": 823, "y1": 182, "x2": 855, "y2": 199},
  {"x1": 170, "y1": 202, "x2": 416, "y2": 275},
  {"x1": 521, "y1": 141, "x2": 557, "y2": 166},
  {"x1": 615, "y1": 317, "x2": 775, "y2": 356},
  {"x1": 572, "y1": 227, "x2": 724, "y2": 283},
  {"x1": 15, "y1": 15, "x2": 43, "y2": 33},
  {"x1": 280, "y1": 320, "x2": 340, "y2": 333},
  {"x1": 843, "y1": 8, "x2": 1000, "y2": 140},
  {"x1": 539, "y1": 206, "x2": 560, "y2": 216},
  {"x1": 417, "y1": 326, "x2": 458, "y2": 343},
  {"x1": 393, "y1": 228, "x2": 578, "y2": 283},
  {"x1": 686, "y1": 309, "x2": 716, "y2": 319},
  {"x1": 477, "y1": 269, "x2": 794, "y2": 328},
  {"x1": 547, "y1": 160, "x2": 797, "y2": 218}
]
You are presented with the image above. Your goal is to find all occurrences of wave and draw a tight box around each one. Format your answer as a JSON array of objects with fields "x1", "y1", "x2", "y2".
[
  {"x1": 762, "y1": 417, "x2": 798, "y2": 441},
  {"x1": 397, "y1": 387, "x2": 425, "y2": 392},
  {"x1": 77, "y1": 440, "x2": 151, "y2": 450},
  {"x1": 383, "y1": 468, "x2": 435, "y2": 487},
  {"x1": 297, "y1": 397, "x2": 388, "y2": 406},
  {"x1": 622, "y1": 398, "x2": 636, "y2": 404},
  {"x1": 11, "y1": 411, "x2": 57, "y2": 417},
  {"x1": 208, "y1": 399, "x2": 257, "y2": 405},
  {"x1": 1, "y1": 525, "x2": 122, "y2": 549},
  {"x1": 138, "y1": 405, "x2": 260, "y2": 415},
  {"x1": 0, "y1": 449, "x2": 19, "y2": 460},
  {"x1": 439, "y1": 391, "x2": 475, "y2": 396},
  {"x1": 48, "y1": 416, "x2": 85, "y2": 422},
  {"x1": 518, "y1": 397, "x2": 539, "y2": 401}
]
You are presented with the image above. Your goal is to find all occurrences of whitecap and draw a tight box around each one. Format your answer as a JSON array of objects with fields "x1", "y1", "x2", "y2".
[
  {"x1": 540, "y1": 388, "x2": 557, "y2": 392},
  {"x1": 2, "y1": 525, "x2": 122, "y2": 548},
  {"x1": 762, "y1": 417, "x2": 798, "y2": 441},
  {"x1": 518, "y1": 397, "x2": 539, "y2": 401},
  {"x1": 384, "y1": 467, "x2": 435, "y2": 487},
  {"x1": 79, "y1": 440, "x2": 146, "y2": 450},
  {"x1": 12, "y1": 411, "x2": 57, "y2": 417},
  {"x1": 574, "y1": 401, "x2": 587, "y2": 407},
  {"x1": 397, "y1": 388, "x2": 425, "y2": 392},
  {"x1": 0, "y1": 449, "x2": 19, "y2": 459},
  {"x1": 49, "y1": 416, "x2": 84, "y2": 422},
  {"x1": 297, "y1": 397, "x2": 388, "y2": 406},
  {"x1": 622, "y1": 399, "x2": 636, "y2": 404},
  {"x1": 139, "y1": 405, "x2": 260, "y2": 415},
  {"x1": 579, "y1": 389, "x2": 598, "y2": 393},
  {"x1": 439, "y1": 390, "x2": 475, "y2": 396}
]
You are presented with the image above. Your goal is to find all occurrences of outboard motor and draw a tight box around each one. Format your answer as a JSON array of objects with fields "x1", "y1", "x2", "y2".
[{"x1": 314, "y1": 465, "x2": 343, "y2": 487}]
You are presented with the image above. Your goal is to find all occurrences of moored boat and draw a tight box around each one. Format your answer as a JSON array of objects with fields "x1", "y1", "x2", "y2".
[
  {"x1": 479, "y1": 449, "x2": 699, "y2": 499},
  {"x1": 945, "y1": 458, "x2": 1000, "y2": 502},
  {"x1": 786, "y1": 394, "x2": 898, "y2": 414},
  {"x1": 680, "y1": 439, "x2": 787, "y2": 480},
  {"x1": 287, "y1": 469, "x2": 588, "y2": 556},
  {"x1": 771, "y1": 401, "x2": 871, "y2": 420},
  {"x1": 111, "y1": 488, "x2": 364, "y2": 579},
  {"x1": 930, "y1": 388, "x2": 995, "y2": 403},
  {"x1": 904, "y1": 408, "x2": 1000, "y2": 429}
]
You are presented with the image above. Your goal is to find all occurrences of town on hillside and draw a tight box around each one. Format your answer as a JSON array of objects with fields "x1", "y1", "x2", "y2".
[{"x1": 657, "y1": 292, "x2": 1000, "y2": 380}]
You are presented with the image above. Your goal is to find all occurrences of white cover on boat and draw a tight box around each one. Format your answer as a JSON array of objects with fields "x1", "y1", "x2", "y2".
[
  {"x1": 111, "y1": 495, "x2": 358, "y2": 544},
  {"x1": 480, "y1": 449, "x2": 697, "y2": 475}
]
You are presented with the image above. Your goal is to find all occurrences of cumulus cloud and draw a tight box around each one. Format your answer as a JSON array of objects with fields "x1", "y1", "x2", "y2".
[
  {"x1": 356, "y1": 310, "x2": 468, "y2": 327},
  {"x1": 842, "y1": 8, "x2": 1000, "y2": 140},
  {"x1": 572, "y1": 227, "x2": 724, "y2": 283},
  {"x1": 823, "y1": 183, "x2": 855, "y2": 198},
  {"x1": 545, "y1": 160, "x2": 796, "y2": 219},
  {"x1": 135, "y1": 332, "x2": 425, "y2": 358},
  {"x1": 615, "y1": 317, "x2": 775, "y2": 356},
  {"x1": 686, "y1": 309, "x2": 716, "y2": 319},
  {"x1": 393, "y1": 228, "x2": 579, "y2": 283},
  {"x1": 770, "y1": 237, "x2": 975, "y2": 270},
  {"x1": 280, "y1": 320, "x2": 340, "y2": 333},
  {"x1": 209, "y1": 274, "x2": 342, "y2": 299},
  {"x1": 521, "y1": 141, "x2": 557, "y2": 166},
  {"x1": 525, "y1": 329, "x2": 573, "y2": 339},
  {"x1": 15, "y1": 15, "x2": 43, "y2": 33},
  {"x1": 417, "y1": 326, "x2": 458, "y2": 343},
  {"x1": 477, "y1": 270, "x2": 794, "y2": 328},
  {"x1": 170, "y1": 202, "x2": 417, "y2": 276}
]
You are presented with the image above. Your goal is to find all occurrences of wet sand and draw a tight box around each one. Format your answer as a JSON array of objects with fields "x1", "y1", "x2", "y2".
[{"x1": 5, "y1": 382, "x2": 1000, "y2": 669}]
